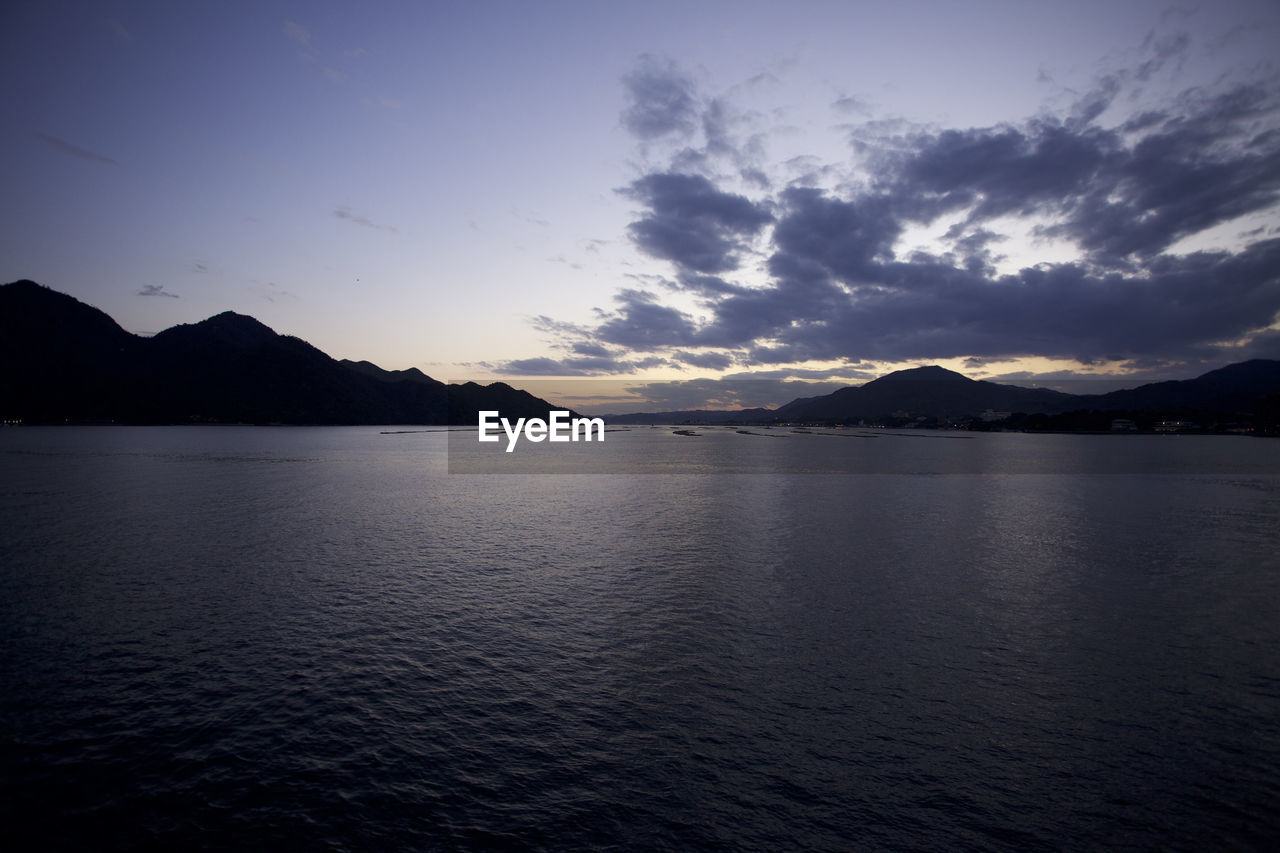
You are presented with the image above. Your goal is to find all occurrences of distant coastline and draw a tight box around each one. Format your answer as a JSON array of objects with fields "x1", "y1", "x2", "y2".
[{"x1": 4, "y1": 279, "x2": 1278, "y2": 433}]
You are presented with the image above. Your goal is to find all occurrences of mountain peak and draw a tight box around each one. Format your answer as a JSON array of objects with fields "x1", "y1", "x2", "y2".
[
  {"x1": 154, "y1": 311, "x2": 279, "y2": 349},
  {"x1": 5, "y1": 278, "x2": 46, "y2": 291},
  {"x1": 873, "y1": 365, "x2": 972, "y2": 383},
  {"x1": 202, "y1": 310, "x2": 275, "y2": 331},
  {"x1": 1, "y1": 278, "x2": 132, "y2": 343}
]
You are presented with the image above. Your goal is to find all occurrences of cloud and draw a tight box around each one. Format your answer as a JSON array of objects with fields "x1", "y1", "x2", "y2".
[
  {"x1": 594, "y1": 289, "x2": 702, "y2": 349},
  {"x1": 623, "y1": 172, "x2": 773, "y2": 273},
  {"x1": 832, "y1": 94, "x2": 871, "y2": 116},
  {"x1": 621, "y1": 55, "x2": 699, "y2": 140},
  {"x1": 492, "y1": 329, "x2": 677, "y2": 376},
  {"x1": 771, "y1": 186, "x2": 901, "y2": 279},
  {"x1": 619, "y1": 56, "x2": 776, "y2": 184},
  {"x1": 670, "y1": 272, "x2": 751, "y2": 298},
  {"x1": 497, "y1": 353, "x2": 670, "y2": 376},
  {"x1": 571, "y1": 341, "x2": 615, "y2": 358},
  {"x1": 531, "y1": 314, "x2": 593, "y2": 339},
  {"x1": 725, "y1": 240, "x2": 1280, "y2": 365},
  {"x1": 501, "y1": 357, "x2": 576, "y2": 375},
  {"x1": 880, "y1": 79, "x2": 1280, "y2": 266},
  {"x1": 334, "y1": 206, "x2": 398, "y2": 233},
  {"x1": 35, "y1": 132, "x2": 118, "y2": 166},
  {"x1": 138, "y1": 284, "x2": 178, "y2": 298},
  {"x1": 619, "y1": 377, "x2": 855, "y2": 411},
  {"x1": 528, "y1": 45, "x2": 1280, "y2": 376},
  {"x1": 674, "y1": 350, "x2": 735, "y2": 370}
]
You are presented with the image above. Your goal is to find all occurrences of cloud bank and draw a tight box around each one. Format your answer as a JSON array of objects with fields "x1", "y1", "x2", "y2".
[{"x1": 508, "y1": 34, "x2": 1280, "y2": 379}]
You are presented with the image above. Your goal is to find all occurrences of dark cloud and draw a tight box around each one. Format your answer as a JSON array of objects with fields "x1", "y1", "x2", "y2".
[
  {"x1": 531, "y1": 315, "x2": 592, "y2": 338},
  {"x1": 948, "y1": 228, "x2": 1007, "y2": 272},
  {"x1": 770, "y1": 187, "x2": 900, "y2": 280},
  {"x1": 501, "y1": 357, "x2": 573, "y2": 375},
  {"x1": 594, "y1": 289, "x2": 701, "y2": 349},
  {"x1": 621, "y1": 377, "x2": 770, "y2": 410},
  {"x1": 722, "y1": 367, "x2": 877, "y2": 382},
  {"x1": 674, "y1": 350, "x2": 735, "y2": 370},
  {"x1": 671, "y1": 272, "x2": 751, "y2": 298},
  {"x1": 884, "y1": 120, "x2": 1113, "y2": 226},
  {"x1": 623, "y1": 172, "x2": 773, "y2": 273},
  {"x1": 620, "y1": 55, "x2": 698, "y2": 140},
  {"x1": 620, "y1": 377, "x2": 854, "y2": 411},
  {"x1": 570, "y1": 341, "x2": 615, "y2": 358},
  {"x1": 671, "y1": 96, "x2": 771, "y2": 184},
  {"x1": 35, "y1": 132, "x2": 118, "y2": 166},
  {"x1": 619, "y1": 56, "x2": 774, "y2": 186},
  {"x1": 499, "y1": 353, "x2": 669, "y2": 376},
  {"x1": 884, "y1": 79, "x2": 1280, "y2": 266},
  {"x1": 138, "y1": 284, "x2": 178, "y2": 298},
  {"x1": 529, "y1": 51, "x2": 1280, "y2": 379},
  {"x1": 743, "y1": 240, "x2": 1280, "y2": 365}
]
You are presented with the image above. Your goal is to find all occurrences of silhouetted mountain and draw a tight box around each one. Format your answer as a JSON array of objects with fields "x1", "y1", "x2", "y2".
[
  {"x1": 445, "y1": 381, "x2": 583, "y2": 424},
  {"x1": 0, "y1": 280, "x2": 143, "y2": 421},
  {"x1": 339, "y1": 359, "x2": 440, "y2": 385},
  {"x1": 0, "y1": 280, "x2": 568, "y2": 425},
  {"x1": 603, "y1": 362, "x2": 1280, "y2": 425},
  {"x1": 778, "y1": 365, "x2": 1076, "y2": 420},
  {"x1": 1081, "y1": 360, "x2": 1280, "y2": 413}
]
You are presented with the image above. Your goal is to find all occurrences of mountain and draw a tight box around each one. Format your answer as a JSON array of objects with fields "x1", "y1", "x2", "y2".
[
  {"x1": 8, "y1": 280, "x2": 1275, "y2": 427},
  {"x1": 776, "y1": 365, "x2": 1076, "y2": 420},
  {"x1": 603, "y1": 362, "x2": 1280, "y2": 425},
  {"x1": 1082, "y1": 360, "x2": 1280, "y2": 412},
  {"x1": 0, "y1": 280, "x2": 567, "y2": 425}
]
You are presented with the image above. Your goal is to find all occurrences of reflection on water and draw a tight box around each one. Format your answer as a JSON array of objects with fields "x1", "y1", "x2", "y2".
[{"x1": 2, "y1": 427, "x2": 1279, "y2": 850}]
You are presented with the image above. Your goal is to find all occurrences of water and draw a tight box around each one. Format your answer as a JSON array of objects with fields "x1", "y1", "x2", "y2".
[{"x1": 3, "y1": 427, "x2": 1279, "y2": 850}]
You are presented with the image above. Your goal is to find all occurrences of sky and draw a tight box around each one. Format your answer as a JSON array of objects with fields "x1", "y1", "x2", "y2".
[{"x1": 3, "y1": 0, "x2": 1279, "y2": 411}]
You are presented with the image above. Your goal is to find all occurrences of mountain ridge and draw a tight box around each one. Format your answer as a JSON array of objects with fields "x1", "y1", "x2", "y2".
[
  {"x1": 0, "y1": 280, "x2": 570, "y2": 425},
  {"x1": 6, "y1": 280, "x2": 1277, "y2": 428},
  {"x1": 604, "y1": 361, "x2": 1280, "y2": 425}
]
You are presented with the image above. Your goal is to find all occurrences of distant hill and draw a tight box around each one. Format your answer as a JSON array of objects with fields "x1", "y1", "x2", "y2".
[
  {"x1": 603, "y1": 362, "x2": 1280, "y2": 425},
  {"x1": 776, "y1": 365, "x2": 1077, "y2": 420},
  {"x1": 0, "y1": 280, "x2": 569, "y2": 425},
  {"x1": 1081, "y1": 360, "x2": 1280, "y2": 413}
]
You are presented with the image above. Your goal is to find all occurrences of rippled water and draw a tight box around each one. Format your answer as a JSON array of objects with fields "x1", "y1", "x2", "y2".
[{"x1": 3, "y1": 427, "x2": 1279, "y2": 850}]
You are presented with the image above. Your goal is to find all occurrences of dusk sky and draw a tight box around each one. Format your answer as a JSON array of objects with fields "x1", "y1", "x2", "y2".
[{"x1": 3, "y1": 1, "x2": 1279, "y2": 410}]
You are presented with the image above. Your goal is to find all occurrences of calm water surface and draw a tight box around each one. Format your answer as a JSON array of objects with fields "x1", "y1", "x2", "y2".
[{"x1": 2, "y1": 427, "x2": 1279, "y2": 850}]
